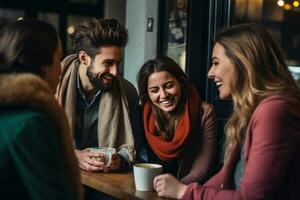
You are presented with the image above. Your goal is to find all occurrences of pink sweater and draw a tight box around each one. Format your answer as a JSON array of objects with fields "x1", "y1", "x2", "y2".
[{"x1": 182, "y1": 95, "x2": 300, "y2": 200}]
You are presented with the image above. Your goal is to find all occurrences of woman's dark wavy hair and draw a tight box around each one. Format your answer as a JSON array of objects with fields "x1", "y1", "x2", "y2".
[
  {"x1": 0, "y1": 19, "x2": 58, "y2": 75},
  {"x1": 138, "y1": 56, "x2": 189, "y2": 140},
  {"x1": 70, "y1": 17, "x2": 128, "y2": 58}
]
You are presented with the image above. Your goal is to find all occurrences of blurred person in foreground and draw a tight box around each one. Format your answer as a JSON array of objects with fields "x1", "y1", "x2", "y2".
[{"x1": 0, "y1": 19, "x2": 82, "y2": 199}]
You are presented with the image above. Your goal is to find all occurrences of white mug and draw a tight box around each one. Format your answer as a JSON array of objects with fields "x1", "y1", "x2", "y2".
[
  {"x1": 133, "y1": 163, "x2": 163, "y2": 191},
  {"x1": 89, "y1": 147, "x2": 116, "y2": 167}
]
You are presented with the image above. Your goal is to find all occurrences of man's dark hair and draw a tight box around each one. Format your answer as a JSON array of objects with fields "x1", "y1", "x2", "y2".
[{"x1": 70, "y1": 18, "x2": 128, "y2": 59}]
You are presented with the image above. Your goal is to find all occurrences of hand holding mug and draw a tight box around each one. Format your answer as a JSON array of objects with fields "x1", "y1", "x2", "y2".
[
  {"x1": 75, "y1": 148, "x2": 107, "y2": 172},
  {"x1": 107, "y1": 153, "x2": 122, "y2": 171},
  {"x1": 133, "y1": 163, "x2": 162, "y2": 191},
  {"x1": 153, "y1": 173, "x2": 187, "y2": 199},
  {"x1": 89, "y1": 147, "x2": 116, "y2": 171}
]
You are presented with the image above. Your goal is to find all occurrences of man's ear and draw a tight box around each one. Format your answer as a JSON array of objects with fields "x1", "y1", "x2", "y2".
[{"x1": 78, "y1": 51, "x2": 91, "y2": 66}]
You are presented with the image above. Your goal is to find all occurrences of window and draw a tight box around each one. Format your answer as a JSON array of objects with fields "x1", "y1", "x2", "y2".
[
  {"x1": 166, "y1": 0, "x2": 188, "y2": 71},
  {"x1": 235, "y1": 0, "x2": 300, "y2": 88},
  {"x1": 68, "y1": 0, "x2": 97, "y2": 5},
  {"x1": 0, "y1": 8, "x2": 24, "y2": 29},
  {"x1": 38, "y1": 12, "x2": 59, "y2": 31},
  {"x1": 0, "y1": 0, "x2": 103, "y2": 56},
  {"x1": 66, "y1": 15, "x2": 91, "y2": 54}
]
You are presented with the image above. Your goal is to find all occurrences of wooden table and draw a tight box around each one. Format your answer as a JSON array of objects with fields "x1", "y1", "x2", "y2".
[{"x1": 81, "y1": 170, "x2": 174, "y2": 200}]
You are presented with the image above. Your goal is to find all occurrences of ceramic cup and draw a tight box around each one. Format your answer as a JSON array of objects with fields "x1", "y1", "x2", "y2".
[
  {"x1": 133, "y1": 163, "x2": 163, "y2": 191},
  {"x1": 89, "y1": 147, "x2": 116, "y2": 167}
]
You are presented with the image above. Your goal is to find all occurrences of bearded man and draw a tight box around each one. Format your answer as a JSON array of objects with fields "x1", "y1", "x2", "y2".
[{"x1": 56, "y1": 18, "x2": 144, "y2": 173}]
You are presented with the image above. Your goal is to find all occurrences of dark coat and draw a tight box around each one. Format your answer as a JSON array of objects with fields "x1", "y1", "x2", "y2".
[{"x1": 0, "y1": 74, "x2": 83, "y2": 200}]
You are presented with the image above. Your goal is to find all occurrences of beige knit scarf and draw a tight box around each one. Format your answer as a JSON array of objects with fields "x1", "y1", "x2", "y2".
[
  {"x1": 0, "y1": 74, "x2": 83, "y2": 200},
  {"x1": 56, "y1": 55, "x2": 135, "y2": 162}
]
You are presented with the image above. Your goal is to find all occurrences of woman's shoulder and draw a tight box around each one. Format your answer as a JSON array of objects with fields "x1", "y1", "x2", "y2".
[
  {"x1": 202, "y1": 101, "x2": 214, "y2": 112},
  {"x1": 256, "y1": 94, "x2": 300, "y2": 114},
  {"x1": 200, "y1": 101, "x2": 215, "y2": 119},
  {"x1": 252, "y1": 94, "x2": 300, "y2": 124}
]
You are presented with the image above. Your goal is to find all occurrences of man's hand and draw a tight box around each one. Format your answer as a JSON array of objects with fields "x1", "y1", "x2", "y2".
[
  {"x1": 75, "y1": 149, "x2": 107, "y2": 172},
  {"x1": 153, "y1": 173, "x2": 188, "y2": 199},
  {"x1": 107, "y1": 153, "x2": 122, "y2": 171}
]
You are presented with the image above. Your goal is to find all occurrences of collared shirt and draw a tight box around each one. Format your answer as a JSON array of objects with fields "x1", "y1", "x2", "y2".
[{"x1": 74, "y1": 71, "x2": 101, "y2": 150}]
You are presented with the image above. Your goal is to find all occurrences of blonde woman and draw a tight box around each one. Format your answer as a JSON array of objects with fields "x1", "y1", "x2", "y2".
[{"x1": 153, "y1": 23, "x2": 300, "y2": 199}]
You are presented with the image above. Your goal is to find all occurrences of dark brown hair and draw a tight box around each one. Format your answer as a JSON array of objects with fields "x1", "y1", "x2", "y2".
[
  {"x1": 70, "y1": 17, "x2": 128, "y2": 58},
  {"x1": 138, "y1": 56, "x2": 189, "y2": 140},
  {"x1": 0, "y1": 19, "x2": 58, "y2": 75}
]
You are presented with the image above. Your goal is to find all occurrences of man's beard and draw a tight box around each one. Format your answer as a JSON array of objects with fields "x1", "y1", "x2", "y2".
[{"x1": 86, "y1": 67, "x2": 114, "y2": 91}]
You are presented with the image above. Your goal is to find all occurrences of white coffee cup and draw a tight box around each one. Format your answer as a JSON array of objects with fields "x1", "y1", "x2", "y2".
[
  {"x1": 133, "y1": 163, "x2": 163, "y2": 191},
  {"x1": 89, "y1": 147, "x2": 116, "y2": 167}
]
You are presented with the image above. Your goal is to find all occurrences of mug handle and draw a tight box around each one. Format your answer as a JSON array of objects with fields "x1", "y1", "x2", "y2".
[{"x1": 105, "y1": 152, "x2": 113, "y2": 167}]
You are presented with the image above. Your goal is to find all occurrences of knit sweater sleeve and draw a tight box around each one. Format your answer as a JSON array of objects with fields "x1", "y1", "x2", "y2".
[
  {"x1": 181, "y1": 97, "x2": 300, "y2": 200},
  {"x1": 118, "y1": 79, "x2": 144, "y2": 165},
  {"x1": 180, "y1": 102, "x2": 217, "y2": 184}
]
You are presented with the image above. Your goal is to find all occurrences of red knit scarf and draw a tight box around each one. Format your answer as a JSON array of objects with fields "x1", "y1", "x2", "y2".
[{"x1": 143, "y1": 85, "x2": 200, "y2": 160}]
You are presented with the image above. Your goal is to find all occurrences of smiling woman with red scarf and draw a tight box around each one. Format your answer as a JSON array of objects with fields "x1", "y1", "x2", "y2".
[{"x1": 138, "y1": 56, "x2": 217, "y2": 184}]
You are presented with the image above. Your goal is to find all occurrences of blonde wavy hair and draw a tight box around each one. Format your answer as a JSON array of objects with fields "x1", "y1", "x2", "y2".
[{"x1": 216, "y1": 23, "x2": 300, "y2": 161}]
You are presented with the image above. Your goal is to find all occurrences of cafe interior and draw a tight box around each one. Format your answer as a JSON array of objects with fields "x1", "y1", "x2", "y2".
[{"x1": 1, "y1": 0, "x2": 300, "y2": 199}]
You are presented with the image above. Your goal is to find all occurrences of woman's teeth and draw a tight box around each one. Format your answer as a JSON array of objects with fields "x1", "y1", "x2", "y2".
[
  {"x1": 216, "y1": 81, "x2": 223, "y2": 87},
  {"x1": 160, "y1": 99, "x2": 174, "y2": 105}
]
